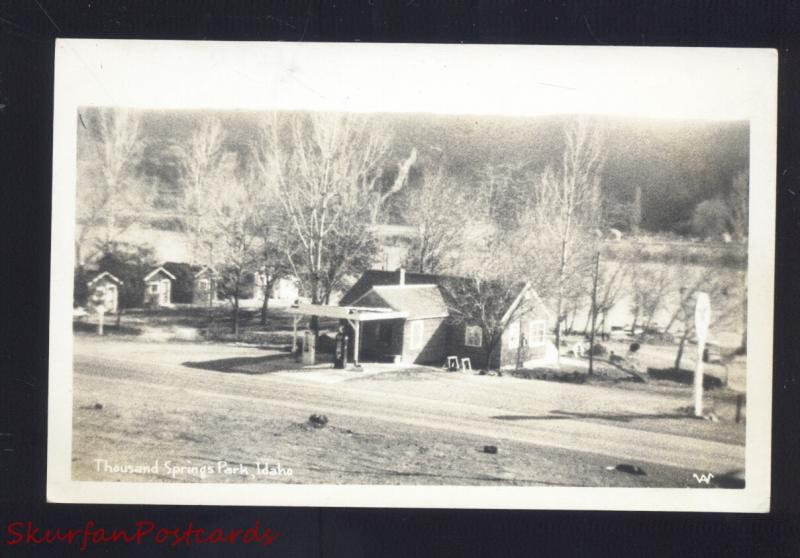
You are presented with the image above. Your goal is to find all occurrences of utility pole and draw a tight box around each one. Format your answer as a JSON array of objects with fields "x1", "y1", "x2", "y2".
[{"x1": 588, "y1": 251, "x2": 600, "y2": 376}]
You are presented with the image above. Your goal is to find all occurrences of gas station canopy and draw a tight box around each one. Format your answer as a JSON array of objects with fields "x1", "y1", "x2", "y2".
[
  {"x1": 286, "y1": 304, "x2": 408, "y2": 322},
  {"x1": 286, "y1": 304, "x2": 409, "y2": 366}
]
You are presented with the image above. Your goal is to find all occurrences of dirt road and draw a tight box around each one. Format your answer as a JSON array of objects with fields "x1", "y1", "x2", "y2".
[{"x1": 71, "y1": 337, "x2": 745, "y2": 486}]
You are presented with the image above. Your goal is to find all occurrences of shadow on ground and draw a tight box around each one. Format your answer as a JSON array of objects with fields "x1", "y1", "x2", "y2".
[
  {"x1": 73, "y1": 321, "x2": 143, "y2": 336},
  {"x1": 182, "y1": 352, "x2": 335, "y2": 375},
  {"x1": 647, "y1": 367, "x2": 723, "y2": 389},
  {"x1": 491, "y1": 410, "x2": 694, "y2": 423}
]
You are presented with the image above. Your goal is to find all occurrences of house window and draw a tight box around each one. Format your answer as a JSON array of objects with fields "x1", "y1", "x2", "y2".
[
  {"x1": 529, "y1": 320, "x2": 546, "y2": 347},
  {"x1": 148, "y1": 283, "x2": 159, "y2": 294},
  {"x1": 409, "y1": 321, "x2": 424, "y2": 350},
  {"x1": 464, "y1": 325, "x2": 483, "y2": 348},
  {"x1": 198, "y1": 279, "x2": 209, "y2": 290},
  {"x1": 507, "y1": 320, "x2": 520, "y2": 348}
]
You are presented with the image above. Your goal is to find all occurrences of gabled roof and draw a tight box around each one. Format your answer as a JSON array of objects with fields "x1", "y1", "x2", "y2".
[
  {"x1": 194, "y1": 265, "x2": 216, "y2": 278},
  {"x1": 339, "y1": 270, "x2": 446, "y2": 306},
  {"x1": 87, "y1": 271, "x2": 123, "y2": 287},
  {"x1": 144, "y1": 266, "x2": 177, "y2": 282},
  {"x1": 353, "y1": 284, "x2": 450, "y2": 320},
  {"x1": 162, "y1": 261, "x2": 206, "y2": 277},
  {"x1": 341, "y1": 269, "x2": 546, "y2": 325}
]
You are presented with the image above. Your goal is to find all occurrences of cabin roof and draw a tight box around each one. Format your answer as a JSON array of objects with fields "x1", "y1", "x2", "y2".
[
  {"x1": 87, "y1": 271, "x2": 123, "y2": 287},
  {"x1": 144, "y1": 266, "x2": 177, "y2": 282}
]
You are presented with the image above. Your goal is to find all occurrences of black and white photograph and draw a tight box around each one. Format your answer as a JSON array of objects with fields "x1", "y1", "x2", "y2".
[{"x1": 47, "y1": 41, "x2": 776, "y2": 511}]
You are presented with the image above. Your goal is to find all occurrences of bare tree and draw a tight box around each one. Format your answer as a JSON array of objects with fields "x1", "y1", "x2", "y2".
[
  {"x1": 517, "y1": 118, "x2": 605, "y2": 358},
  {"x1": 176, "y1": 119, "x2": 260, "y2": 335},
  {"x1": 254, "y1": 205, "x2": 294, "y2": 326},
  {"x1": 664, "y1": 264, "x2": 740, "y2": 370},
  {"x1": 477, "y1": 162, "x2": 527, "y2": 229},
  {"x1": 252, "y1": 112, "x2": 417, "y2": 318},
  {"x1": 629, "y1": 264, "x2": 673, "y2": 335},
  {"x1": 175, "y1": 116, "x2": 227, "y2": 265},
  {"x1": 593, "y1": 258, "x2": 630, "y2": 339},
  {"x1": 76, "y1": 107, "x2": 150, "y2": 262},
  {"x1": 447, "y1": 235, "x2": 531, "y2": 371},
  {"x1": 208, "y1": 154, "x2": 261, "y2": 335},
  {"x1": 405, "y1": 164, "x2": 471, "y2": 273}
]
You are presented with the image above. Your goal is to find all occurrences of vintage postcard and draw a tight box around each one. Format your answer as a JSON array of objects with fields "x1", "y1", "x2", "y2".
[{"x1": 48, "y1": 40, "x2": 776, "y2": 511}]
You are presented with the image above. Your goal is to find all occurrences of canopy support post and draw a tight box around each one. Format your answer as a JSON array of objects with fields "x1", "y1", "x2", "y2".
[
  {"x1": 347, "y1": 319, "x2": 360, "y2": 367},
  {"x1": 292, "y1": 315, "x2": 300, "y2": 353}
]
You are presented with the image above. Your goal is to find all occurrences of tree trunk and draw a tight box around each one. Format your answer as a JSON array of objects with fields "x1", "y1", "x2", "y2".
[
  {"x1": 674, "y1": 330, "x2": 689, "y2": 371},
  {"x1": 554, "y1": 287, "x2": 563, "y2": 360},
  {"x1": 310, "y1": 276, "x2": 320, "y2": 334},
  {"x1": 600, "y1": 311, "x2": 607, "y2": 340},
  {"x1": 581, "y1": 308, "x2": 591, "y2": 336},
  {"x1": 566, "y1": 307, "x2": 576, "y2": 335},
  {"x1": 232, "y1": 290, "x2": 240, "y2": 336},
  {"x1": 485, "y1": 332, "x2": 500, "y2": 375},
  {"x1": 260, "y1": 286, "x2": 270, "y2": 326}
]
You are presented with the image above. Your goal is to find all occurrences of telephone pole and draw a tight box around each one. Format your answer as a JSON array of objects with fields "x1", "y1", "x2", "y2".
[{"x1": 588, "y1": 251, "x2": 600, "y2": 376}]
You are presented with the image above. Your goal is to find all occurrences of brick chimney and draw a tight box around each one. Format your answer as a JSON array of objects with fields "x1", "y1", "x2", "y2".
[{"x1": 399, "y1": 267, "x2": 406, "y2": 286}]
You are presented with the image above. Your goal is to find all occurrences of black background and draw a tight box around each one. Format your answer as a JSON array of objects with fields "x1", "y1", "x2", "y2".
[{"x1": 1, "y1": 1, "x2": 798, "y2": 556}]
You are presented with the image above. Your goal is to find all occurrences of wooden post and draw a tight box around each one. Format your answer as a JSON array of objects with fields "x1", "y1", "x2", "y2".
[
  {"x1": 695, "y1": 341, "x2": 705, "y2": 416},
  {"x1": 735, "y1": 394, "x2": 743, "y2": 424},
  {"x1": 346, "y1": 319, "x2": 361, "y2": 368},
  {"x1": 292, "y1": 315, "x2": 299, "y2": 353},
  {"x1": 588, "y1": 251, "x2": 600, "y2": 376},
  {"x1": 353, "y1": 321, "x2": 360, "y2": 367},
  {"x1": 97, "y1": 308, "x2": 105, "y2": 336}
]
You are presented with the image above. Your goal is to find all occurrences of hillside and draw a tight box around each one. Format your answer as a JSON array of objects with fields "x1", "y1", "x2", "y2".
[{"x1": 76, "y1": 108, "x2": 749, "y2": 237}]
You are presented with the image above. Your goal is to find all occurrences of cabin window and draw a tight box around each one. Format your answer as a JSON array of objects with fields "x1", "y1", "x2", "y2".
[
  {"x1": 198, "y1": 278, "x2": 209, "y2": 290},
  {"x1": 464, "y1": 325, "x2": 483, "y2": 348},
  {"x1": 148, "y1": 283, "x2": 159, "y2": 294},
  {"x1": 529, "y1": 320, "x2": 546, "y2": 346},
  {"x1": 506, "y1": 320, "x2": 520, "y2": 348},
  {"x1": 409, "y1": 321, "x2": 424, "y2": 350}
]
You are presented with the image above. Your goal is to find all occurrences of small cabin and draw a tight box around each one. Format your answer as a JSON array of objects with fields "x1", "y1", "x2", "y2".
[
  {"x1": 86, "y1": 271, "x2": 123, "y2": 313},
  {"x1": 143, "y1": 266, "x2": 176, "y2": 307},
  {"x1": 193, "y1": 266, "x2": 217, "y2": 306}
]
